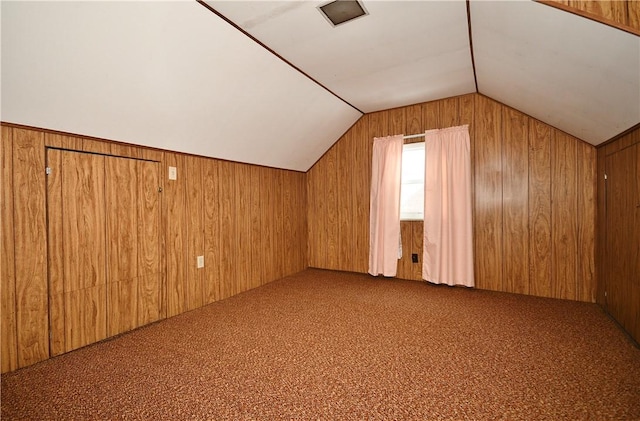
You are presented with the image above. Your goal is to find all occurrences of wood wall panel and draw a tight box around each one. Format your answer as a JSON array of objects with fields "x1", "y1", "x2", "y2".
[
  {"x1": 528, "y1": 121, "x2": 553, "y2": 298},
  {"x1": 218, "y1": 160, "x2": 235, "y2": 299},
  {"x1": 46, "y1": 149, "x2": 65, "y2": 356},
  {"x1": 307, "y1": 93, "x2": 596, "y2": 303},
  {"x1": 598, "y1": 127, "x2": 640, "y2": 343},
  {"x1": 249, "y1": 166, "x2": 263, "y2": 288},
  {"x1": 13, "y1": 129, "x2": 49, "y2": 367},
  {"x1": 502, "y1": 108, "x2": 529, "y2": 295},
  {"x1": 2, "y1": 122, "x2": 308, "y2": 372},
  {"x1": 1, "y1": 127, "x2": 18, "y2": 372},
  {"x1": 353, "y1": 116, "x2": 370, "y2": 274},
  {"x1": 473, "y1": 95, "x2": 503, "y2": 291},
  {"x1": 204, "y1": 161, "x2": 221, "y2": 304},
  {"x1": 576, "y1": 142, "x2": 596, "y2": 303},
  {"x1": 61, "y1": 151, "x2": 107, "y2": 352},
  {"x1": 185, "y1": 156, "x2": 204, "y2": 311},
  {"x1": 544, "y1": 0, "x2": 640, "y2": 33},
  {"x1": 137, "y1": 160, "x2": 162, "y2": 324},
  {"x1": 551, "y1": 132, "x2": 578, "y2": 300},
  {"x1": 106, "y1": 156, "x2": 138, "y2": 336},
  {"x1": 164, "y1": 152, "x2": 187, "y2": 317}
]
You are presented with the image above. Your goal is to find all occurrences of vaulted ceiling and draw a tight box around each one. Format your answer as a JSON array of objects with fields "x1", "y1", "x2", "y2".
[{"x1": 2, "y1": 1, "x2": 638, "y2": 171}]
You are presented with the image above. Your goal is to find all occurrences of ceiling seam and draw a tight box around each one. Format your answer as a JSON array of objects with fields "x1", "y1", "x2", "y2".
[
  {"x1": 196, "y1": 0, "x2": 365, "y2": 115},
  {"x1": 466, "y1": 0, "x2": 479, "y2": 93}
]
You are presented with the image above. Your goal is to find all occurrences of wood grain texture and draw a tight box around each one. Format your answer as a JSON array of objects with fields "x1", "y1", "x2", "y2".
[
  {"x1": 249, "y1": 166, "x2": 263, "y2": 289},
  {"x1": 218, "y1": 160, "x2": 235, "y2": 299},
  {"x1": 45, "y1": 133, "x2": 83, "y2": 150},
  {"x1": 45, "y1": 148, "x2": 65, "y2": 357},
  {"x1": 137, "y1": 160, "x2": 162, "y2": 325},
  {"x1": 61, "y1": 150, "x2": 107, "y2": 351},
  {"x1": 528, "y1": 121, "x2": 553, "y2": 298},
  {"x1": 185, "y1": 156, "x2": 204, "y2": 311},
  {"x1": 306, "y1": 94, "x2": 595, "y2": 303},
  {"x1": 601, "y1": 129, "x2": 640, "y2": 344},
  {"x1": 13, "y1": 128, "x2": 49, "y2": 367},
  {"x1": 502, "y1": 108, "x2": 529, "y2": 294},
  {"x1": 324, "y1": 147, "x2": 339, "y2": 270},
  {"x1": 1, "y1": 126, "x2": 18, "y2": 372},
  {"x1": 595, "y1": 146, "x2": 607, "y2": 307},
  {"x1": 164, "y1": 152, "x2": 187, "y2": 316},
  {"x1": 203, "y1": 160, "x2": 221, "y2": 304},
  {"x1": 551, "y1": 132, "x2": 578, "y2": 300},
  {"x1": 576, "y1": 142, "x2": 596, "y2": 303},
  {"x1": 82, "y1": 139, "x2": 111, "y2": 154},
  {"x1": 473, "y1": 95, "x2": 503, "y2": 291},
  {"x1": 541, "y1": 0, "x2": 640, "y2": 34},
  {"x1": 234, "y1": 163, "x2": 252, "y2": 293}
]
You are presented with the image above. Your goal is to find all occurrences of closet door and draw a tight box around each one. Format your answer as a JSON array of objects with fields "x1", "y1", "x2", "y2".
[
  {"x1": 48, "y1": 150, "x2": 162, "y2": 355},
  {"x1": 105, "y1": 156, "x2": 139, "y2": 336},
  {"x1": 105, "y1": 156, "x2": 162, "y2": 335},
  {"x1": 47, "y1": 149, "x2": 107, "y2": 354},
  {"x1": 605, "y1": 144, "x2": 640, "y2": 343}
]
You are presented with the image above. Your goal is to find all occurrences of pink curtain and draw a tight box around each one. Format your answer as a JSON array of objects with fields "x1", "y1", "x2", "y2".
[
  {"x1": 423, "y1": 125, "x2": 474, "y2": 287},
  {"x1": 369, "y1": 135, "x2": 403, "y2": 277}
]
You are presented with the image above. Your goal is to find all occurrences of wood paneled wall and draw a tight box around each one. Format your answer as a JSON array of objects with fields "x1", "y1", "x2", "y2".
[
  {"x1": 1, "y1": 124, "x2": 307, "y2": 373},
  {"x1": 543, "y1": 0, "x2": 640, "y2": 33},
  {"x1": 597, "y1": 126, "x2": 640, "y2": 343},
  {"x1": 307, "y1": 93, "x2": 597, "y2": 302}
]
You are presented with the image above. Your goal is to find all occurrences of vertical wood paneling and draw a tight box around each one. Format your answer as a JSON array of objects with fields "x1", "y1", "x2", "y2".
[
  {"x1": 324, "y1": 147, "x2": 339, "y2": 270},
  {"x1": 61, "y1": 151, "x2": 107, "y2": 352},
  {"x1": 551, "y1": 132, "x2": 578, "y2": 300},
  {"x1": 307, "y1": 94, "x2": 596, "y2": 303},
  {"x1": 137, "y1": 160, "x2": 162, "y2": 326},
  {"x1": 203, "y1": 160, "x2": 221, "y2": 304},
  {"x1": 595, "y1": 146, "x2": 607, "y2": 306},
  {"x1": 185, "y1": 156, "x2": 204, "y2": 310},
  {"x1": 249, "y1": 166, "x2": 263, "y2": 288},
  {"x1": 502, "y1": 108, "x2": 529, "y2": 294},
  {"x1": 529, "y1": 121, "x2": 553, "y2": 298},
  {"x1": 164, "y1": 153, "x2": 187, "y2": 316},
  {"x1": 105, "y1": 156, "x2": 138, "y2": 336},
  {"x1": 1, "y1": 127, "x2": 18, "y2": 372},
  {"x1": 353, "y1": 116, "x2": 370, "y2": 274},
  {"x1": 259, "y1": 166, "x2": 274, "y2": 283},
  {"x1": 439, "y1": 96, "x2": 460, "y2": 127},
  {"x1": 337, "y1": 133, "x2": 353, "y2": 272},
  {"x1": 576, "y1": 142, "x2": 596, "y2": 303},
  {"x1": 111, "y1": 143, "x2": 142, "y2": 159},
  {"x1": 13, "y1": 128, "x2": 49, "y2": 366},
  {"x1": 474, "y1": 95, "x2": 503, "y2": 291},
  {"x1": 605, "y1": 148, "x2": 636, "y2": 340},
  {"x1": 46, "y1": 149, "x2": 64, "y2": 356},
  {"x1": 235, "y1": 163, "x2": 252, "y2": 293},
  {"x1": 218, "y1": 160, "x2": 235, "y2": 298}
]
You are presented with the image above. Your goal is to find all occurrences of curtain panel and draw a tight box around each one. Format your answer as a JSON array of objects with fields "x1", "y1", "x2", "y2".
[
  {"x1": 423, "y1": 125, "x2": 474, "y2": 287},
  {"x1": 369, "y1": 135, "x2": 403, "y2": 277}
]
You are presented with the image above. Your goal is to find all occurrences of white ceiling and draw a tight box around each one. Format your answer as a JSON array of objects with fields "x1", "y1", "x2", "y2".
[{"x1": 2, "y1": 1, "x2": 639, "y2": 171}]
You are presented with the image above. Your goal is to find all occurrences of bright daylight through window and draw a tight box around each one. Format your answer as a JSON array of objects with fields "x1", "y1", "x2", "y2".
[{"x1": 400, "y1": 142, "x2": 424, "y2": 220}]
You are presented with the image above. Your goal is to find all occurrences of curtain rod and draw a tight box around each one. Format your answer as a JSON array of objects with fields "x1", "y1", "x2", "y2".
[{"x1": 403, "y1": 133, "x2": 425, "y2": 140}]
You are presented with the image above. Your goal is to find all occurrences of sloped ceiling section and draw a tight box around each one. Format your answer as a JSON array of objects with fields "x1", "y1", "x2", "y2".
[
  {"x1": 471, "y1": 1, "x2": 640, "y2": 145},
  {"x1": 208, "y1": 0, "x2": 477, "y2": 113},
  {"x1": 1, "y1": 1, "x2": 361, "y2": 171}
]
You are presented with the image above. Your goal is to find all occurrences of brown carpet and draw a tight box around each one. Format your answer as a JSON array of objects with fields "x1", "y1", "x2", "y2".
[{"x1": 2, "y1": 269, "x2": 639, "y2": 420}]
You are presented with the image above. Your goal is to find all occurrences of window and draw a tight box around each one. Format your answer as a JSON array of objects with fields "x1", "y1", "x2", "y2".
[{"x1": 400, "y1": 142, "x2": 424, "y2": 220}]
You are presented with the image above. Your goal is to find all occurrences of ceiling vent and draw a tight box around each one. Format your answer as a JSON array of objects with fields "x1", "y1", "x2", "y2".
[{"x1": 318, "y1": 0, "x2": 368, "y2": 27}]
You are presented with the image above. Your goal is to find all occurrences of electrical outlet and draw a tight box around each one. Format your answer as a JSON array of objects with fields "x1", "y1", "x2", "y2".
[
  {"x1": 411, "y1": 253, "x2": 419, "y2": 263},
  {"x1": 197, "y1": 255, "x2": 204, "y2": 268}
]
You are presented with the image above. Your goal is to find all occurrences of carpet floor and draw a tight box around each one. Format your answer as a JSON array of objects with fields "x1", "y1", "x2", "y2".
[{"x1": 2, "y1": 269, "x2": 639, "y2": 420}]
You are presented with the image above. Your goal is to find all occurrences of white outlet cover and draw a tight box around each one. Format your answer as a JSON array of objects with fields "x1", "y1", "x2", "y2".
[
  {"x1": 168, "y1": 166, "x2": 177, "y2": 180},
  {"x1": 197, "y1": 255, "x2": 204, "y2": 269}
]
